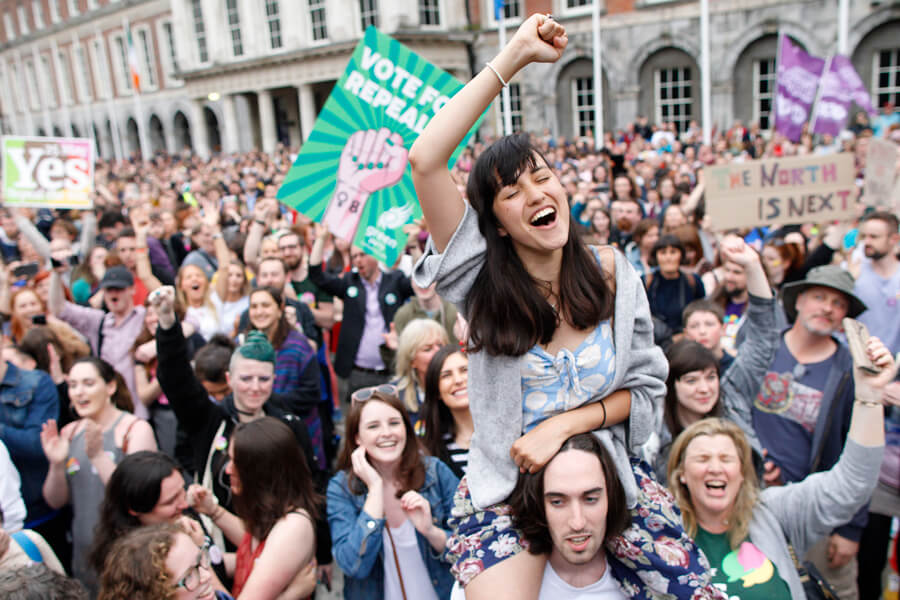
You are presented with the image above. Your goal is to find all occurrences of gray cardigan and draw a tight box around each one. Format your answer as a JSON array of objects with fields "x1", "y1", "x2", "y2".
[
  {"x1": 413, "y1": 203, "x2": 667, "y2": 509},
  {"x1": 748, "y1": 440, "x2": 882, "y2": 598}
]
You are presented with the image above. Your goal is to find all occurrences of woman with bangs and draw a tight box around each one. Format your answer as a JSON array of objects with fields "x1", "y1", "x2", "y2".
[
  {"x1": 176, "y1": 264, "x2": 219, "y2": 342},
  {"x1": 408, "y1": 13, "x2": 721, "y2": 600},
  {"x1": 666, "y1": 332, "x2": 897, "y2": 599},
  {"x1": 421, "y1": 345, "x2": 473, "y2": 479},
  {"x1": 327, "y1": 386, "x2": 459, "y2": 599}
]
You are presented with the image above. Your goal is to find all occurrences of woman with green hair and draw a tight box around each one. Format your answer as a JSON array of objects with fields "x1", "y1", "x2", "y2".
[{"x1": 149, "y1": 286, "x2": 332, "y2": 572}]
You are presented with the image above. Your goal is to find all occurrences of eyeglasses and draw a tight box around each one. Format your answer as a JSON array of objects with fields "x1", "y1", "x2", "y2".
[
  {"x1": 173, "y1": 543, "x2": 211, "y2": 592},
  {"x1": 351, "y1": 384, "x2": 397, "y2": 406}
]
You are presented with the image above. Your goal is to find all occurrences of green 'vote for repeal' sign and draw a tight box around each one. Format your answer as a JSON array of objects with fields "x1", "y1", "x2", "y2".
[
  {"x1": 705, "y1": 153, "x2": 856, "y2": 230},
  {"x1": 278, "y1": 26, "x2": 483, "y2": 266},
  {"x1": 2, "y1": 136, "x2": 94, "y2": 208}
]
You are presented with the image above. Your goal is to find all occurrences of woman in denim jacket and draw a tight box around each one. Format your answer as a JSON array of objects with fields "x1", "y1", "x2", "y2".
[{"x1": 327, "y1": 386, "x2": 458, "y2": 600}]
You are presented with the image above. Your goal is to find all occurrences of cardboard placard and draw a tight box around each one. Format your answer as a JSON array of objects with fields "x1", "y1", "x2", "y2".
[
  {"x1": 2, "y1": 136, "x2": 94, "y2": 208},
  {"x1": 705, "y1": 153, "x2": 856, "y2": 229},
  {"x1": 863, "y1": 138, "x2": 898, "y2": 207},
  {"x1": 277, "y1": 27, "x2": 483, "y2": 266}
]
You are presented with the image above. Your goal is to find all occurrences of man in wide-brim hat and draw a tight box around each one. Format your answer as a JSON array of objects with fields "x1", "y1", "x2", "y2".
[{"x1": 754, "y1": 265, "x2": 868, "y2": 599}]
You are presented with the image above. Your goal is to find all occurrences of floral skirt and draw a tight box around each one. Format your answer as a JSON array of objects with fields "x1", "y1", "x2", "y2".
[{"x1": 445, "y1": 459, "x2": 727, "y2": 600}]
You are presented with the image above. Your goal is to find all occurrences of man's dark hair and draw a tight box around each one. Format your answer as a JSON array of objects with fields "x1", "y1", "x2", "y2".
[
  {"x1": 98, "y1": 211, "x2": 127, "y2": 230},
  {"x1": 509, "y1": 433, "x2": 630, "y2": 555},
  {"x1": 860, "y1": 210, "x2": 899, "y2": 234},
  {"x1": 0, "y1": 564, "x2": 88, "y2": 599},
  {"x1": 194, "y1": 335, "x2": 236, "y2": 383}
]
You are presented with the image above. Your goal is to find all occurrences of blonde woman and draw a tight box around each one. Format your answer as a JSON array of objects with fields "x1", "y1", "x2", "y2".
[{"x1": 391, "y1": 319, "x2": 448, "y2": 432}]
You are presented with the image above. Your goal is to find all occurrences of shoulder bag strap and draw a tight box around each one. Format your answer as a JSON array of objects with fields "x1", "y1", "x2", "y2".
[{"x1": 384, "y1": 525, "x2": 408, "y2": 600}]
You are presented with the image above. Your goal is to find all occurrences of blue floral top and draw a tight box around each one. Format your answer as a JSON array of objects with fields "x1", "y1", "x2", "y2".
[{"x1": 521, "y1": 319, "x2": 616, "y2": 433}]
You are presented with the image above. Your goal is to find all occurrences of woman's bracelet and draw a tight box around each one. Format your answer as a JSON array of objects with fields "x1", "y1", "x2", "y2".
[{"x1": 485, "y1": 62, "x2": 509, "y2": 88}]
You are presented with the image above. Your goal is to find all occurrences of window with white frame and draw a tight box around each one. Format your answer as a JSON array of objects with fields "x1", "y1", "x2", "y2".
[
  {"x1": 753, "y1": 58, "x2": 775, "y2": 130},
  {"x1": 67, "y1": 0, "x2": 79, "y2": 17},
  {"x1": 17, "y1": 6, "x2": 29, "y2": 35},
  {"x1": 4, "y1": 13, "x2": 15, "y2": 41},
  {"x1": 87, "y1": 0, "x2": 98, "y2": 9},
  {"x1": 655, "y1": 66, "x2": 692, "y2": 133},
  {"x1": 25, "y1": 60, "x2": 40, "y2": 110},
  {"x1": 75, "y1": 45, "x2": 92, "y2": 101},
  {"x1": 57, "y1": 50, "x2": 73, "y2": 104},
  {"x1": 91, "y1": 39, "x2": 111, "y2": 98},
  {"x1": 10, "y1": 63, "x2": 23, "y2": 112},
  {"x1": 309, "y1": 0, "x2": 327, "y2": 41},
  {"x1": 113, "y1": 35, "x2": 132, "y2": 91},
  {"x1": 508, "y1": 83, "x2": 522, "y2": 132},
  {"x1": 419, "y1": 0, "x2": 440, "y2": 26},
  {"x1": 496, "y1": 0, "x2": 522, "y2": 21},
  {"x1": 50, "y1": 0, "x2": 61, "y2": 24},
  {"x1": 225, "y1": 0, "x2": 243, "y2": 57},
  {"x1": 359, "y1": 0, "x2": 378, "y2": 30},
  {"x1": 572, "y1": 77, "x2": 594, "y2": 138},
  {"x1": 40, "y1": 56, "x2": 56, "y2": 107},
  {"x1": 191, "y1": 0, "x2": 208, "y2": 63},
  {"x1": 265, "y1": 0, "x2": 282, "y2": 49},
  {"x1": 32, "y1": 1, "x2": 44, "y2": 29},
  {"x1": 137, "y1": 29, "x2": 156, "y2": 89},
  {"x1": 873, "y1": 49, "x2": 900, "y2": 108},
  {"x1": 161, "y1": 21, "x2": 179, "y2": 75}
]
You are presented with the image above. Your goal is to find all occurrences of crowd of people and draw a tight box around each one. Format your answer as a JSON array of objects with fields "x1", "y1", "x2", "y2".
[{"x1": 0, "y1": 12, "x2": 899, "y2": 600}]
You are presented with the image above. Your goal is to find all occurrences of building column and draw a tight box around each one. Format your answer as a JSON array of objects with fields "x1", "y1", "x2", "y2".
[
  {"x1": 711, "y1": 82, "x2": 733, "y2": 136},
  {"x1": 221, "y1": 93, "x2": 239, "y2": 153},
  {"x1": 298, "y1": 83, "x2": 316, "y2": 144},
  {"x1": 189, "y1": 98, "x2": 210, "y2": 159},
  {"x1": 258, "y1": 88, "x2": 276, "y2": 153}
]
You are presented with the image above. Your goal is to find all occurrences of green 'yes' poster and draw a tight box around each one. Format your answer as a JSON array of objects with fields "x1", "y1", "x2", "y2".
[{"x1": 277, "y1": 26, "x2": 482, "y2": 266}]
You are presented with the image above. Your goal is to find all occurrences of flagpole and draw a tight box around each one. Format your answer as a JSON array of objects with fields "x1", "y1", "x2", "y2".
[
  {"x1": 592, "y1": 0, "x2": 604, "y2": 150},
  {"x1": 700, "y1": 0, "x2": 711, "y2": 146},
  {"x1": 123, "y1": 18, "x2": 150, "y2": 160},
  {"x1": 837, "y1": 0, "x2": 849, "y2": 55},
  {"x1": 809, "y1": 53, "x2": 833, "y2": 135},
  {"x1": 498, "y1": 12, "x2": 512, "y2": 136}
]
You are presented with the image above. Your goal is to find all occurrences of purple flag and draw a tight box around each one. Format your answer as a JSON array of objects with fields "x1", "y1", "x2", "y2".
[
  {"x1": 812, "y1": 55, "x2": 877, "y2": 136},
  {"x1": 775, "y1": 36, "x2": 824, "y2": 142}
]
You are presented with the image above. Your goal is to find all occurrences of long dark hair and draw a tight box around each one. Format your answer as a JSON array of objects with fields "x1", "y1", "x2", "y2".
[
  {"x1": 509, "y1": 433, "x2": 630, "y2": 555},
  {"x1": 465, "y1": 134, "x2": 614, "y2": 356},
  {"x1": 89, "y1": 452, "x2": 180, "y2": 574},
  {"x1": 664, "y1": 339, "x2": 721, "y2": 439},
  {"x1": 337, "y1": 390, "x2": 425, "y2": 496},
  {"x1": 245, "y1": 286, "x2": 291, "y2": 350},
  {"x1": 231, "y1": 417, "x2": 322, "y2": 541},
  {"x1": 421, "y1": 346, "x2": 465, "y2": 465}
]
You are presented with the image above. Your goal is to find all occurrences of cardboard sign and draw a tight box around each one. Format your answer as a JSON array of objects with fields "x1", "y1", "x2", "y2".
[
  {"x1": 863, "y1": 138, "x2": 898, "y2": 207},
  {"x1": 2, "y1": 136, "x2": 94, "y2": 208},
  {"x1": 705, "y1": 153, "x2": 856, "y2": 229},
  {"x1": 278, "y1": 27, "x2": 483, "y2": 266}
]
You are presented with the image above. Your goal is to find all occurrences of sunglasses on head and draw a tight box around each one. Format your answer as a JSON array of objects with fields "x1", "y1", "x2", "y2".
[{"x1": 351, "y1": 384, "x2": 397, "y2": 406}]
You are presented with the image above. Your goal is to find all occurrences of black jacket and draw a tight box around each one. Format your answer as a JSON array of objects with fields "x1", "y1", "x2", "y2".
[{"x1": 308, "y1": 264, "x2": 413, "y2": 378}]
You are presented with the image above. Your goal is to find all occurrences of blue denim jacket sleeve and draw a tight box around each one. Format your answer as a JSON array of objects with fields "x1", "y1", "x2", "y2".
[
  {"x1": 326, "y1": 471, "x2": 385, "y2": 579},
  {"x1": 426, "y1": 458, "x2": 459, "y2": 561},
  {"x1": 0, "y1": 369, "x2": 59, "y2": 463}
]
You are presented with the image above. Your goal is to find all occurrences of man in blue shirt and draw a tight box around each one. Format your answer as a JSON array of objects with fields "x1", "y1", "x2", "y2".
[{"x1": 754, "y1": 266, "x2": 867, "y2": 599}]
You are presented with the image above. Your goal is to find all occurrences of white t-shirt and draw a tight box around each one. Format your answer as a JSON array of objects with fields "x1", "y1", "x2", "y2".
[
  {"x1": 382, "y1": 519, "x2": 440, "y2": 600},
  {"x1": 538, "y1": 561, "x2": 626, "y2": 600},
  {"x1": 211, "y1": 291, "x2": 248, "y2": 337},
  {"x1": 450, "y1": 558, "x2": 626, "y2": 600}
]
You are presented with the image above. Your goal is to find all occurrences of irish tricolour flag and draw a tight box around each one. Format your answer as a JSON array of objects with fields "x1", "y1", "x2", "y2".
[{"x1": 125, "y1": 20, "x2": 140, "y2": 93}]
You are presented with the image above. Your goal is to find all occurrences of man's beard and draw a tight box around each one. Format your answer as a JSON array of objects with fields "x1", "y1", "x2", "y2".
[
  {"x1": 724, "y1": 286, "x2": 746, "y2": 301},
  {"x1": 284, "y1": 256, "x2": 301, "y2": 270},
  {"x1": 865, "y1": 247, "x2": 888, "y2": 261}
]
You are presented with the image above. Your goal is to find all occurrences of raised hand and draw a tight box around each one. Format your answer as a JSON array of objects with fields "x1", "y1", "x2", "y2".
[
  {"x1": 399, "y1": 490, "x2": 434, "y2": 536},
  {"x1": 509, "y1": 14, "x2": 568, "y2": 66},
  {"x1": 83, "y1": 420, "x2": 103, "y2": 459},
  {"x1": 718, "y1": 235, "x2": 758, "y2": 267},
  {"x1": 350, "y1": 445, "x2": 382, "y2": 489},
  {"x1": 853, "y1": 336, "x2": 899, "y2": 403},
  {"x1": 338, "y1": 128, "x2": 408, "y2": 195},
  {"x1": 147, "y1": 286, "x2": 177, "y2": 330},
  {"x1": 40, "y1": 420, "x2": 70, "y2": 465},
  {"x1": 186, "y1": 483, "x2": 219, "y2": 516}
]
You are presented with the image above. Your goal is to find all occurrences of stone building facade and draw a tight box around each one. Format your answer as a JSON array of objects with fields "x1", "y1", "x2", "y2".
[{"x1": 0, "y1": 0, "x2": 896, "y2": 159}]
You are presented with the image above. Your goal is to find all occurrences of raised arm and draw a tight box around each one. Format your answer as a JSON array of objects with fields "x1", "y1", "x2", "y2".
[
  {"x1": 130, "y1": 205, "x2": 163, "y2": 292},
  {"x1": 408, "y1": 14, "x2": 567, "y2": 251}
]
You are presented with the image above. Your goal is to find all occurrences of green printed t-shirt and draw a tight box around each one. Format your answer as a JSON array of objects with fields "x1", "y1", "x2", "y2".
[
  {"x1": 694, "y1": 527, "x2": 791, "y2": 600},
  {"x1": 291, "y1": 278, "x2": 333, "y2": 308}
]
